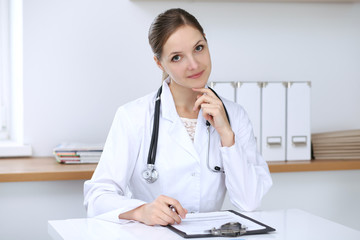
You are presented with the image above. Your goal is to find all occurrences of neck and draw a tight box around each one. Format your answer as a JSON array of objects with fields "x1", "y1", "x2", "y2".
[{"x1": 168, "y1": 80, "x2": 202, "y2": 119}]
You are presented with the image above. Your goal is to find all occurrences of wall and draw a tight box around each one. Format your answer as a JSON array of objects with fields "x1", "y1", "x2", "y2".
[
  {"x1": 4, "y1": 1, "x2": 358, "y2": 239},
  {"x1": 0, "y1": 180, "x2": 86, "y2": 240},
  {"x1": 1, "y1": 170, "x2": 359, "y2": 240},
  {"x1": 22, "y1": 0, "x2": 360, "y2": 156}
]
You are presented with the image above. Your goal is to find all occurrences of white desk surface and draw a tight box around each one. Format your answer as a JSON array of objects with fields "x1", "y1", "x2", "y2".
[{"x1": 48, "y1": 209, "x2": 360, "y2": 240}]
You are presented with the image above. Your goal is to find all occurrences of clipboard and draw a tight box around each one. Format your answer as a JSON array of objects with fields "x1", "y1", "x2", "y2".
[{"x1": 166, "y1": 210, "x2": 276, "y2": 238}]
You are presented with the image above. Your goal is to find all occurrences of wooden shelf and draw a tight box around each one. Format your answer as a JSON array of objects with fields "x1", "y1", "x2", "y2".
[
  {"x1": 0, "y1": 157, "x2": 96, "y2": 182},
  {"x1": 0, "y1": 157, "x2": 360, "y2": 182},
  {"x1": 131, "y1": 0, "x2": 360, "y2": 2},
  {"x1": 268, "y1": 159, "x2": 360, "y2": 173}
]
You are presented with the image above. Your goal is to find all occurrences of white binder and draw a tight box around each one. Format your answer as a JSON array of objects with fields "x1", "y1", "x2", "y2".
[
  {"x1": 286, "y1": 82, "x2": 311, "y2": 161},
  {"x1": 209, "y1": 81, "x2": 311, "y2": 162},
  {"x1": 236, "y1": 82, "x2": 261, "y2": 151},
  {"x1": 208, "y1": 82, "x2": 235, "y2": 102},
  {"x1": 261, "y1": 83, "x2": 286, "y2": 161}
]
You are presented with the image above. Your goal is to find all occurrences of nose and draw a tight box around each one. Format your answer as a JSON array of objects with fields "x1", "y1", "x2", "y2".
[{"x1": 187, "y1": 55, "x2": 199, "y2": 70}]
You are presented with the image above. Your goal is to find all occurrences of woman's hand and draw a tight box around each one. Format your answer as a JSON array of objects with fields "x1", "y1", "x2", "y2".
[
  {"x1": 192, "y1": 88, "x2": 234, "y2": 147},
  {"x1": 119, "y1": 195, "x2": 187, "y2": 226}
]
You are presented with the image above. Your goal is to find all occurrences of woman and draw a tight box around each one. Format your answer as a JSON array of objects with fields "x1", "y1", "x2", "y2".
[{"x1": 84, "y1": 8, "x2": 272, "y2": 226}]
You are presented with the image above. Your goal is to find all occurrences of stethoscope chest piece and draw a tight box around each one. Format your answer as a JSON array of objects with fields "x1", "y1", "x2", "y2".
[{"x1": 142, "y1": 164, "x2": 159, "y2": 183}]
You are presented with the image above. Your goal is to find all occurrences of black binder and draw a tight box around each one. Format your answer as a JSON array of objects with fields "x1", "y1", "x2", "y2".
[{"x1": 166, "y1": 210, "x2": 276, "y2": 238}]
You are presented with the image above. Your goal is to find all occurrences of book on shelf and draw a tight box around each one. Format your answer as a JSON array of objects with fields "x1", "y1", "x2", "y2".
[
  {"x1": 53, "y1": 143, "x2": 103, "y2": 164},
  {"x1": 312, "y1": 129, "x2": 360, "y2": 160}
]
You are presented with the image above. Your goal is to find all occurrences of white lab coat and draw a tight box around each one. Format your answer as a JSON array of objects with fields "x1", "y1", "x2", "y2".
[{"x1": 84, "y1": 79, "x2": 272, "y2": 223}]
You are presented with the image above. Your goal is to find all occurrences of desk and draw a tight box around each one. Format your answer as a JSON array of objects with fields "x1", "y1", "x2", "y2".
[{"x1": 48, "y1": 209, "x2": 360, "y2": 240}]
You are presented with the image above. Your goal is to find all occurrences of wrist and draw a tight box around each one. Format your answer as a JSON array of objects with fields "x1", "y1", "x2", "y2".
[
  {"x1": 220, "y1": 129, "x2": 235, "y2": 147},
  {"x1": 119, "y1": 204, "x2": 145, "y2": 222},
  {"x1": 132, "y1": 204, "x2": 145, "y2": 222}
]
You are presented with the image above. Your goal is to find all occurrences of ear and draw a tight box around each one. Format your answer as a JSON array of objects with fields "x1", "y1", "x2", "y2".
[{"x1": 154, "y1": 56, "x2": 164, "y2": 71}]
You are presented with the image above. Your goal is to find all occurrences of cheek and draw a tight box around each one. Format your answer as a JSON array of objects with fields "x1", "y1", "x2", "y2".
[
  {"x1": 167, "y1": 63, "x2": 186, "y2": 77},
  {"x1": 203, "y1": 51, "x2": 211, "y2": 65}
]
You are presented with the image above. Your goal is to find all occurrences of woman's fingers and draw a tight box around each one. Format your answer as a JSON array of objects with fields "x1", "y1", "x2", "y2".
[
  {"x1": 192, "y1": 88, "x2": 234, "y2": 146},
  {"x1": 192, "y1": 87, "x2": 213, "y2": 95},
  {"x1": 193, "y1": 89, "x2": 220, "y2": 111},
  {"x1": 140, "y1": 195, "x2": 187, "y2": 226},
  {"x1": 200, "y1": 104, "x2": 220, "y2": 121},
  {"x1": 157, "y1": 209, "x2": 178, "y2": 225},
  {"x1": 154, "y1": 215, "x2": 172, "y2": 226},
  {"x1": 192, "y1": 88, "x2": 227, "y2": 126},
  {"x1": 161, "y1": 195, "x2": 187, "y2": 219}
]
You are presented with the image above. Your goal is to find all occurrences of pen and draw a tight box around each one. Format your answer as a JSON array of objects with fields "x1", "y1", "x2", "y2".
[{"x1": 169, "y1": 205, "x2": 177, "y2": 214}]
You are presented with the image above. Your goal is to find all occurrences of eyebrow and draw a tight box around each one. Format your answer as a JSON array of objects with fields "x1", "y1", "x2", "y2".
[{"x1": 168, "y1": 39, "x2": 205, "y2": 58}]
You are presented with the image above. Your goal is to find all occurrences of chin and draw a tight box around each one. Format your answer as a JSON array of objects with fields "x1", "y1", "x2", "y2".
[
  {"x1": 190, "y1": 80, "x2": 207, "y2": 89},
  {"x1": 197, "y1": 76, "x2": 210, "y2": 88},
  {"x1": 189, "y1": 75, "x2": 209, "y2": 88}
]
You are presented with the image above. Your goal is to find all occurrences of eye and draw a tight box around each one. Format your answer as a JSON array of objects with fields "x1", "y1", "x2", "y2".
[
  {"x1": 195, "y1": 45, "x2": 204, "y2": 52},
  {"x1": 171, "y1": 55, "x2": 181, "y2": 62}
]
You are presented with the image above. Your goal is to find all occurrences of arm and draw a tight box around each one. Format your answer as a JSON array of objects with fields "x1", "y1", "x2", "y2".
[
  {"x1": 192, "y1": 88, "x2": 271, "y2": 210},
  {"x1": 220, "y1": 107, "x2": 272, "y2": 211},
  {"x1": 84, "y1": 107, "x2": 145, "y2": 222},
  {"x1": 84, "y1": 106, "x2": 187, "y2": 225}
]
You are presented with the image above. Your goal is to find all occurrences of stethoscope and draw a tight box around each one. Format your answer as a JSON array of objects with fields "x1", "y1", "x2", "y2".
[{"x1": 142, "y1": 85, "x2": 230, "y2": 184}]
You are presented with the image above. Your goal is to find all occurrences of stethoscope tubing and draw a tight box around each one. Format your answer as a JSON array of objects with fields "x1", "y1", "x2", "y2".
[
  {"x1": 143, "y1": 85, "x2": 230, "y2": 183},
  {"x1": 147, "y1": 86, "x2": 162, "y2": 165}
]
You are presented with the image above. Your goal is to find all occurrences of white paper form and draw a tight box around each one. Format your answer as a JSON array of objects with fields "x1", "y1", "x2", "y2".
[{"x1": 172, "y1": 211, "x2": 265, "y2": 235}]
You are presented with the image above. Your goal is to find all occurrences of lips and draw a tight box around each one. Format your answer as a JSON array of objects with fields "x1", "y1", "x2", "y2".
[{"x1": 188, "y1": 70, "x2": 204, "y2": 79}]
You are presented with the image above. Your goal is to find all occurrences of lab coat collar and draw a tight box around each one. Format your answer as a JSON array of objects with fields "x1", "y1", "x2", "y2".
[
  {"x1": 160, "y1": 78, "x2": 214, "y2": 134},
  {"x1": 160, "y1": 79, "x2": 199, "y2": 161},
  {"x1": 160, "y1": 78, "x2": 178, "y2": 123},
  {"x1": 160, "y1": 78, "x2": 215, "y2": 160}
]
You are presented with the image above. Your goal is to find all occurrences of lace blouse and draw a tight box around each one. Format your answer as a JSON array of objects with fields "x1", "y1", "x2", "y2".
[{"x1": 180, "y1": 117, "x2": 197, "y2": 142}]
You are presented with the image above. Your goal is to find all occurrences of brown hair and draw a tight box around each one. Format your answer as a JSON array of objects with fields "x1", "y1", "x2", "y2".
[{"x1": 148, "y1": 8, "x2": 206, "y2": 80}]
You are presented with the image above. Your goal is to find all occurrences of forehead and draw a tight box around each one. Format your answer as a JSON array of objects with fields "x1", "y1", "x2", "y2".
[{"x1": 162, "y1": 25, "x2": 204, "y2": 55}]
